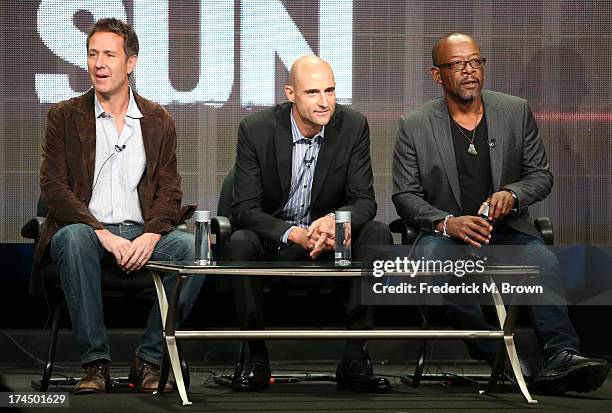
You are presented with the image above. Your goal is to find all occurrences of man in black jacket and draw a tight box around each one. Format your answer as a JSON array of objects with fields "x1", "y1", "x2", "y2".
[{"x1": 225, "y1": 55, "x2": 392, "y2": 393}]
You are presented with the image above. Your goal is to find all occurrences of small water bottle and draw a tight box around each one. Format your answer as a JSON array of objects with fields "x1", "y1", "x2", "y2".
[
  {"x1": 334, "y1": 210, "x2": 351, "y2": 266},
  {"x1": 194, "y1": 210, "x2": 211, "y2": 265},
  {"x1": 480, "y1": 202, "x2": 490, "y2": 220}
]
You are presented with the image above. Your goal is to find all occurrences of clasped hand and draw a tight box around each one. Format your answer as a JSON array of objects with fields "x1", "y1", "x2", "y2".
[
  {"x1": 288, "y1": 214, "x2": 350, "y2": 259},
  {"x1": 94, "y1": 229, "x2": 161, "y2": 273}
]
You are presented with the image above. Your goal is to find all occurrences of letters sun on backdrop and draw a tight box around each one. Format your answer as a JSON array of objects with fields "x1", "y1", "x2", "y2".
[{"x1": 0, "y1": 0, "x2": 610, "y2": 244}]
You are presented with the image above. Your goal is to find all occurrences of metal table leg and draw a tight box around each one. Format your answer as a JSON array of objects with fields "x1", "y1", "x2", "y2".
[
  {"x1": 411, "y1": 305, "x2": 430, "y2": 387},
  {"x1": 151, "y1": 271, "x2": 192, "y2": 406},
  {"x1": 482, "y1": 280, "x2": 537, "y2": 404}
]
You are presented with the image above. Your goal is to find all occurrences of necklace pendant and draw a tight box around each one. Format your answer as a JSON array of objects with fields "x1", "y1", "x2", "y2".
[{"x1": 467, "y1": 143, "x2": 478, "y2": 156}]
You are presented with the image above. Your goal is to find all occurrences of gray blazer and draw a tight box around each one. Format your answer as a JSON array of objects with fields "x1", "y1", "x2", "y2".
[{"x1": 392, "y1": 90, "x2": 552, "y2": 239}]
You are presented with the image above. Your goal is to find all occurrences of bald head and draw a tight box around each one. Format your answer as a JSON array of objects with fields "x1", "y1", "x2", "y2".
[
  {"x1": 288, "y1": 55, "x2": 334, "y2": 87},
  {"x1": 430, "y1": 33, "x2": 484, "y2": 103},
  {"x1": 432, "y1": 33, "x2": 480, "y2": 66},
  {"x1": 284, "y1": 55, "x2": 336, "y2": 137}
]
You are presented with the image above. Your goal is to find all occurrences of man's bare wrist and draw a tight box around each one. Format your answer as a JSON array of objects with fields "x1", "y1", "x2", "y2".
[
  {"x1": 287, "y1": 226, "x2": 301, "y2": 243},
  {"x1": 434, "y1": 220, "x2": 443, "y2": 232}
]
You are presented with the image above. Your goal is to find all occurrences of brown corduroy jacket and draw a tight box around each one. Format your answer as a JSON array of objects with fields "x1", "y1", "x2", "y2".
[{"x1": 36, "y1": 89, "x2": 194, "y2": 265}]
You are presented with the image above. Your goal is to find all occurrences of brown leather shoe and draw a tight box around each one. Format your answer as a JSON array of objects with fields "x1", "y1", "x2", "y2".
[
  {"x1": 74, "y1": 360, "x2": 111, "y2": 394},
  {"x1": 128, "y1": 355, "x2": 173, "y2": 393}
]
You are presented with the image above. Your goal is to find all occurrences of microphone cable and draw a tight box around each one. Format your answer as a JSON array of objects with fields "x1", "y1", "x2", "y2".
[{"x1": 91, "y1": 144, "x2": 126, "y2": 192}]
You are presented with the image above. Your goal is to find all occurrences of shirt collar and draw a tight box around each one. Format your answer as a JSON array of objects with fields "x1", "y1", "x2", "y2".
[
  {"x1": 290, "y1": 108, "x2": 325, "y2": 144},
  {"x1": 94, "y1": 88, "x2": 143, "y2": 119}
]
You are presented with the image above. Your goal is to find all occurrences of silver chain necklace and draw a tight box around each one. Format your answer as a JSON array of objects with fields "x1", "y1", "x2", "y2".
[{"x1": 453, "y1": 100, "x2": 482, "y2": 156}]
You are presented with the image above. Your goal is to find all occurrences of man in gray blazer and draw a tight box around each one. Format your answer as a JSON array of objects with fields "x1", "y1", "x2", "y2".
[{"x1": 392, "y1": 33, "x2": 608, "y2": 394}]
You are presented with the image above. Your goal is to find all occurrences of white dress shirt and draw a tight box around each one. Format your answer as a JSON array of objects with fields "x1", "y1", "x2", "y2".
[{"x1": 89, "y1": 88, "x2": 146, "y2": 225}]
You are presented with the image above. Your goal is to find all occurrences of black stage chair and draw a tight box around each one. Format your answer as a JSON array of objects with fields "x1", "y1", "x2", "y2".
[
  {"x1": 388, "y1": 216, "x2": 554, "y2": 387},
  {"x1": 21, "y1": 197, "x2": 230, "y2": 391}
]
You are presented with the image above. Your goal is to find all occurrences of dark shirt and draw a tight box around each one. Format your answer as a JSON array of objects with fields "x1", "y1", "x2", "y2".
[{"x1": 450, "y1": 113, "x2": 492, "y2": 216}]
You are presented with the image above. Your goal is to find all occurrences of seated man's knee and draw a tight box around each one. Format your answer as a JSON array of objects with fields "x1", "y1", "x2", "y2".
[
  {"x1": 357, "y1": 221, "x2": 393, "y2": 245},
  {"x1": 415, "y1": 234, "x2": 459, "y2": 259},
  {"x1": 223, "y1": 230, "x2": 264, "y2": 260},
  {"x1": 50, "y1": 223, "x2": 97, "y2": 259},
  {"x1": 157, "y1": 230, "x2": 195, "y2": 261},
  {"x1": 354, "y1": 221, "x2": 393, "y2": 261},
  {"x1": 524, "y1": 241, "x2": 560, "y2": 274}
]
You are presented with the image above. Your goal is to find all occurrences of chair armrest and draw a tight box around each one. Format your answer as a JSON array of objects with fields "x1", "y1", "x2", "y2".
[
  {"x1": 211, "y1": 216, "x2": 232, "y2": 253},
  {"x1": 534, "y1": 217, "x2": 554, "y2": 245},
  {"x1": 389, "y1": 218, "x2": 420, "y2": 245},
  {"x1": 21, "y1": 217, "x2": 45, "y2": 240},
  {"x1": 388, "y1": 218, "x2": 405, "y2": 235}
]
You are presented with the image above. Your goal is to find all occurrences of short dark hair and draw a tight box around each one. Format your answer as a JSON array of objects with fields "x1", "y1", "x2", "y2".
[
  {"x1": 86, "y1": 18, "x2": 139, "y2": 57},
  {"x1": 431, "y1": 32, "x2": 476, "y2": 65}
]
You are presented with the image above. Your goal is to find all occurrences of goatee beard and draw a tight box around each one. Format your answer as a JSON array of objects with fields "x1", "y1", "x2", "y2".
[{"x1": 457, "y1": 89, "x2": 481, "y2": 102}]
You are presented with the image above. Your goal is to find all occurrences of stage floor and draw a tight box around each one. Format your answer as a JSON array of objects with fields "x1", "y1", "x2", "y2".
[{"x1": 1, "y1": 362, "x2": 610, "y2": 412}]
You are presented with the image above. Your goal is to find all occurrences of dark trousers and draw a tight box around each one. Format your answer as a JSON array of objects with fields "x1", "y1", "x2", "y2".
[
  {"x1": 416, "y1": 228, "x2": 580, "y2": 361},
  {"x1": 223, "y1": 221, "x2": 392, "y2": 355}
]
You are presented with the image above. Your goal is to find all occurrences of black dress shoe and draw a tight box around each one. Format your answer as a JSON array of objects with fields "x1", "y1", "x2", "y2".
[
  {"x1": 232, "y1": 358, "x2": 271, "y2": 392},
  {"x1": 336, "y1": 354, "x2": 391, "y2": 393},
  {"x1": 532, "y1": 350, "x2": 609, "y2": 394}
]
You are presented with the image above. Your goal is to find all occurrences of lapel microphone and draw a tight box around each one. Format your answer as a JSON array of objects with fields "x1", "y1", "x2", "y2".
[
  {"x1": 92, "y1": 144, "x2": 128, "y2": 191},
  {"x1": 304, "y1": 156, "x2": 315, "y2": 168}
]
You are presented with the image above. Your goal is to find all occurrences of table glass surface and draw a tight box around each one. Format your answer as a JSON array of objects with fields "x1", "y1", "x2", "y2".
[
  {"x1": 147, "y1": 261, "x2": 538, "y2": 274},
  {"x1": 147, "y1": 261, "x2": 365, "y2": 270}
]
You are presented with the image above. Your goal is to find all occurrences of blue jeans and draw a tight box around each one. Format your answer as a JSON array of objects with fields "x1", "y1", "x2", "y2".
[
  {"x1": 416, "y1": 229, "x2": 580, "y2": 361},
  {"x1": 50, "y1": 223, "x2": 205, "y2": 366}
]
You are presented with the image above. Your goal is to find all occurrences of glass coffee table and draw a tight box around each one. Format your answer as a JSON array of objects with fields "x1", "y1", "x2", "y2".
[{"x1": 145, "y1": 261, "x2": 539, "y2": 406}]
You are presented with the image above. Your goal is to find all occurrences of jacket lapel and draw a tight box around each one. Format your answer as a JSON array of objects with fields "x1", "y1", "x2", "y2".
[
  {"x1": 431, "y1": 99, "x2": 462, "y2": 209},
  {"x1": 482, "y1": 91, "x2": 503, "y2": 191},
  {"x1": 72, "y1": 89, "x2": 97, "y2": 189},
  {"x1": 311, "y1": 112, "x2": 340, "y2": 205},
  {"x1": 274, "y1": 104, "x2": 293, "y2": 201},
  {"x1": 135, "y1": 93, "x2": 161, "y2": 181}
]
